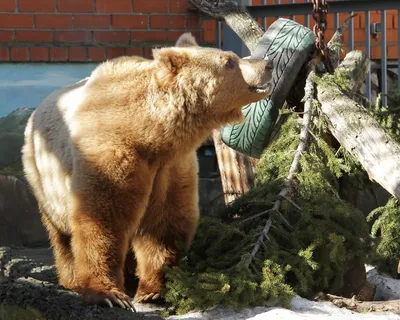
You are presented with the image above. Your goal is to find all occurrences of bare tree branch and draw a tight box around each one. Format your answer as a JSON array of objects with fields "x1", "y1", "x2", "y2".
[
  {"x1": 189, "y1": 0, "x2": 263, "y2": 52},
  {"x1": 245, "y1": 63, "x2": 316, "y2": 268},
  {"x1": 327, "y1": 13, "x2": 358, "y2": 68}
]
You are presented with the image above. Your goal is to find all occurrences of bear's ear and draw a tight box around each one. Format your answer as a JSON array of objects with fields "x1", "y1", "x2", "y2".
[
  {"x1": 153, "y1": 48, "x2": 188, "y2": 74},
  {"x1": 175, "y1": 33, "x2": 198, "y2": 47}
]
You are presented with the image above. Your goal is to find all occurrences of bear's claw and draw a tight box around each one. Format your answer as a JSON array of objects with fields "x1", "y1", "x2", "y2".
[
  {"x1": 86, "y1": 289, "x2": 136, "y2": 312},
  {"x1": 134, "y1": 292, "x2": 161, "y2": 303}
]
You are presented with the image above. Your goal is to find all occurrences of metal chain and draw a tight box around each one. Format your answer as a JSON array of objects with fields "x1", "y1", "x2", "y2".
[{"x1": 311, "y1": 0, "x2": 334, "y2": 72}]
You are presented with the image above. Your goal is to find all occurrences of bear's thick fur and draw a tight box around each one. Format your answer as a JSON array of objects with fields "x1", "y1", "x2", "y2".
[{"x1": 22, "y1": 33, "x2": 273, "y2": 309}]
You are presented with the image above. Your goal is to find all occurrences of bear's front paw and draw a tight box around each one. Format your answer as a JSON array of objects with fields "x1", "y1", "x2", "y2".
[
  {"x1": 134, "y1": 292, "x2": 161, "y2": 303},
  {"x1": 84, "y1": 288, "x2": 136, "y2": 312}
]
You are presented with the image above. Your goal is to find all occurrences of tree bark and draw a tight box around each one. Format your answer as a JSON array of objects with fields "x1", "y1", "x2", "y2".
[
  {"x1": 317, "y1": 293, "x2": 400, "y2": 314},
  {"x1": 189, "y1": 0, "x2": 264, "y2": 52},
  {"x1": 212, "y1": 129, "x2": 257, "y2": 203},
  {"x1": 318, "y1": 51, "x2": 400, "y2": 200}
]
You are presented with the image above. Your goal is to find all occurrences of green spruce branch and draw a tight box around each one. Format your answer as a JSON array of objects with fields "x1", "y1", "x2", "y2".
[{"x1": 246, "y1": 64, "x2": 316, "y2": 269}]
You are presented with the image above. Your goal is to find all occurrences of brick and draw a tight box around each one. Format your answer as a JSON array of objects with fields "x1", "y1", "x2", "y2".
[
  {"x1": 360, "y1": 11, "x2": 381, "y2": 28},
  {"x1": 74, "y1": 14, "x2": 110, "y2": 29},
  {"x1": 0, "y1": 48, "x2": 9, "y2": 61},
  {"x1": 167, "y1": 30, "x2": 201, "y2": 42},
  {"x1": 0, "y1": 30, "x2": 13, "y2": 42},
  {"x1": 394, "y1": 13, "x2": 398, "y2": 29},
  {"x1": 125, "y1": 47, "x2": 142, "y2": 56},
  {"x1": 143, "y1": 47, "x2": 153, "y2": 59},
  {"x1": 131, "y1": 30, "x2": 165, "y2": 42},
  {"x1": 370, "y1": 45, "x2": 382, "y2": 60},
  {"x1": 387, "y1": 29, "x2": 399, "y2": 42},
  {"x1": 35, "y1": 14, "x2": 73, "y2": 29},
  {"x1": 167, "y1": 31, "x2": 184, "y2": 42},
  {"x1": 30, "y1": 47, "x2": 49, "y2": 61},
  {"x1": 16, "y1": 30, "x2": 53, "y2": 42},
  {"x1": 69, "y1": 47, "x2": 87, "y2": 61},
  {"x1": 106, "y1": 47, "x2": 125, "y2": 59},
  {"x1": 388, "y1": 44, "x2": 398, "y2": 60},
  {"x1": 202, "y1": 20, "x2": 216, "y2": 43},
  {"x1": 112, "y1": 15, "x2": 147, "y2": 29},
  {"x1": 55, "y1": 31, "x2": 92, "y2": 43},
  {"x1": 186, "y1": 15, "x2": 201, "y2": 29},
  {"x1": 50, "y1": 47, "x2": 67, "y2": 61},
  {"x1": 96, "y1": 0, "x2": 131, "y2": 13},
  {"x1": 11, "y1": 47, "x2": 29, "y2": 61},
  {"x1": 0, "y1": 0, "x2": 15, "y2": 12},
  {"x1": 294, "y1": 15, "x2": 309, "y2": 27},
  {"x1": 0, "y1": 14, "x2": 33, "y2": 28},
  {"x1": 94, "y1": 31, "x2": 129, "y2": 43},
  {"x1": 170, "y1": 0, "x2": 189, "y2": 13},
  {"x1": 133, "y1": 0, "x2": 168, "y2": 13},
  {"x1": 88, "y1": 47, "x2": 106, "y2": 61},
  {"x1": 58, "y1": 0, "x2": 93, "y2": 13},
  {"x1": 343, "y1": 29, "x2": 365, "y2": 43},
  {"x1": 19, "y1": 0, "x2": 55, "y2": 12},
  {"x1": 151, "y1": 15, "x2": 185, "y2": 29}
]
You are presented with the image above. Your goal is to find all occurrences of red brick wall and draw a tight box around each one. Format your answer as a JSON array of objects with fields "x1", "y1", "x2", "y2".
[{"x1": 0, "y1": 0, "x2": 205, "y2": 62}]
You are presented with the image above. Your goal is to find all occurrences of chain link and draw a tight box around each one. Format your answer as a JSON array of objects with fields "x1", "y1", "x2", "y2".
[{"x1": 311, "y1": 0, "x2": 334, "y2": 72}]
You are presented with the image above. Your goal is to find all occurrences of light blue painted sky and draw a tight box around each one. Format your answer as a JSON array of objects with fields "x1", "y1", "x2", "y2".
[{"x1": 0, "y1": 63, "x2": 98, "y2": 117}]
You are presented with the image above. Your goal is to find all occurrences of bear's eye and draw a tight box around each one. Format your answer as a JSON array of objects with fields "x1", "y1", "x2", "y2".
[{"x1": 224, "y1": 58, "x2": 235, "y2": 69}]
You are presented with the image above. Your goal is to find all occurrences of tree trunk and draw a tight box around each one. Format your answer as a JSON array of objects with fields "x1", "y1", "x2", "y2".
[
  {"x1": 318, "y1": 51, "x2": 400, "y2": 200},
  {"x1": 212, "y1": 129, "x2": 257, "y2": 203}
]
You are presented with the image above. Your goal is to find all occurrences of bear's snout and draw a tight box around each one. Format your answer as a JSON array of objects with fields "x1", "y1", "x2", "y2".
[{"x1": 239, "y1": 58, "x2": 274, "y2": 95}]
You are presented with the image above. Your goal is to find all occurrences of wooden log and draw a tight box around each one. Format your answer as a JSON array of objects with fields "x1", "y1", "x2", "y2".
[
  {"x1": 316, "y1": 293, "x2": 400, "y2": 314},
  {"x1": 317, "y1": 50, "x2": 400, "y2": 200}
]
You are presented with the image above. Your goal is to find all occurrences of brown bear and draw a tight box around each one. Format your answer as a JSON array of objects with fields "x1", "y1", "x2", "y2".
[{"x1": 21, "y1": 33, "x2": 273, "y2": 310}]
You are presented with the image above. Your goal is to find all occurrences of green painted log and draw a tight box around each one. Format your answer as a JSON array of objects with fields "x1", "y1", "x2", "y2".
[{"x1": 221, "y1": 18, "x2": 316, "y2": 158}]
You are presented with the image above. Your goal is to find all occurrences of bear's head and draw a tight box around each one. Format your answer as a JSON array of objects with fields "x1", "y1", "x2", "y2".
[{"x1": 151, "y1": 33, "x2": 273, "y2": 125}]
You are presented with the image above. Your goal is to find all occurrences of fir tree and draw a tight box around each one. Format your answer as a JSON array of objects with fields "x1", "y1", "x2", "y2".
[{"x1": 163, "y1": 107, "x2": 370, "y2": 315}]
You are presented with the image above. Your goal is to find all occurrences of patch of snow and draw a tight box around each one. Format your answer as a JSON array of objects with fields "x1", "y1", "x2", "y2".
[{"x1": 168, "y1": 296, "x2": 400, "y2": 320}]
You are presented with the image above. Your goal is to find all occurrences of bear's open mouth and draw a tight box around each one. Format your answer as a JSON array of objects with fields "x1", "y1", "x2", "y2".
[{"x1": 249, "y1": 81, "x2": 272, "y2": 94}]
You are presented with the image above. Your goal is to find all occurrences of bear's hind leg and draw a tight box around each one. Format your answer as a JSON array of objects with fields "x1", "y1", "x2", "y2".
[
  {"x1": 70, "y1": 210, "x2": 135, "y2": 310},
  {"x1": 41, "y1": 213, "x2": 77, "y2": 289}
]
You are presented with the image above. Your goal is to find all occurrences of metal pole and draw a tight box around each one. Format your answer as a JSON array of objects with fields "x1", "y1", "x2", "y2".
[
  {"x1": 304, "y1": 0, "x2": 309, "y2": 28},
  {"x1": 365, "y1": 11, "x2": 372, "y2": 102},
  {"x1": 381, "y1": 10, "x2": 387, "y2": 107},
  {"x1": 349, "y1": 13, "x2": 354, "y2": 51},
  {"x1": 398, "y1": 9, "x2": 400, "y2": 95}
]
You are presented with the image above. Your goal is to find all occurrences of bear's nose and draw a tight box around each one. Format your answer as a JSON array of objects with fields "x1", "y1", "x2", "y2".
[{"x1": 265, "y1": 57, "x2": 273, "y2": 70}]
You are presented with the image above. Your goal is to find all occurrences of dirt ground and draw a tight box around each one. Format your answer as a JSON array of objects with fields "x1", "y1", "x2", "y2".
[{"x1": 0, "y1": 246, "x2": 163, "y2": 320}]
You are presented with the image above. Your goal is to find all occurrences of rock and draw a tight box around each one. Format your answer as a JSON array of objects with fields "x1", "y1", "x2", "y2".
[
  {"x1": 367, "y1": 267, "x2": 400, "y2": 301},
  {"x1": 0, "y1": 175, "x2": 48, "y2": 246},
  {"x1": 0, "y1": 247, "x2": 161, "y2": 320},
  {"x1": 0, "y1": 107, "x2": 34, "y2": 168}
]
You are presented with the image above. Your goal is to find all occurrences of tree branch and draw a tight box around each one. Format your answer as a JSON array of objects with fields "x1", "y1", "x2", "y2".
[
  {"x1": 245, "y1": 63, "x2": 316, "y2": 268},
  {"x1": 327, "y1": 13, "x2": 358, "y2": 68},
  {"x1": 189, "y1": 0, "x2": 263, "y2": 52}
]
